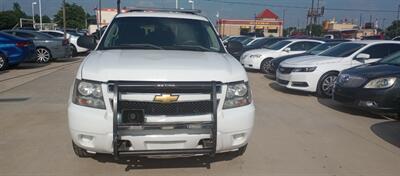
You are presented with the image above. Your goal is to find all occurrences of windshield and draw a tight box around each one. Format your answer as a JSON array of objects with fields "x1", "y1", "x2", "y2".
[
  {"x1": 267, "y1": 40, "x2": 292, "y2": 50},
  {"x1": 306, "y1": 42, "x2": 341, "y2": 55},
  {"x1": 379, "y1": 51, "x2": 400, "y2": 65},
  {"x1": 98, "y1": 17, "x2": 223, "y2": 52},
  {"x1": 241, "y1": 38, "x2": 254, "y2": 45},
  {"x1": 319, "y1": 43, "x2": 366, "y2": 57}
]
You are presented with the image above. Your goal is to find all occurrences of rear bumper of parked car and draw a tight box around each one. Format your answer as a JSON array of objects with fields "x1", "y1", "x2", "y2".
[
  {"x1": 68, "y1": 102, "x2": 255, "y2": 155},
  {"x1": 276, "y1": 71, "x2": 319, "y2": 92},
  {"x1": 333, "y1": 85, "x2": 400, "y2": 113}
]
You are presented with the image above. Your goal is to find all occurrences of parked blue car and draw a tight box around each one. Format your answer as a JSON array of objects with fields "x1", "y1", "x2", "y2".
[{"x1": 0, "y1": 32, "x2": 35, "y2": 70}]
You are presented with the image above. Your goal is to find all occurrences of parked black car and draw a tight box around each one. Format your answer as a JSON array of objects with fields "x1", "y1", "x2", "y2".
[
  {"x1": 231, "y1": 37, "x2": 287, "y2": 59},
  {"x1": 265, "y1": 41, "x2": 346, "y2": 77},
  {"x1": 333, "y1": 52, "x2": 400, "y2": 115}
]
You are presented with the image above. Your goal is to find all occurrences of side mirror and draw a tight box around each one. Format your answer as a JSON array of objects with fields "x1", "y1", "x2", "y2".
[
  {"x1": 355, "y1": 53, "x2": 370, "y2": 60},
  {"x1": 226, "y1": 41, "x2": 243, "y2": 53},
  {"x1": 77, "y1": 35, "x2": 97, "y2": 50},
  {"x1": 283, "y1": 47, "x2": 291, "y2": 52}
]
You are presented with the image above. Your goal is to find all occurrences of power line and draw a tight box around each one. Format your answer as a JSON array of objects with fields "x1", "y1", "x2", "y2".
[{"x1": 204, "y1": 0, "x2": 399, "y2": 13}]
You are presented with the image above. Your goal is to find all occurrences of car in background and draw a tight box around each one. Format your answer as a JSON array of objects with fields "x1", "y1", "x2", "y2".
[
  {"x1": 277, "y1": 40, "x2": 400, "y2": 97},
  {"x1": 393, "y1": 36, "x2": 400, "y2": 41},
  {"x1": 265, "y1": 41, "x2": 346, "y2": 76},
  {"x1": 333, "y1": 51, "x2": 400, "y2": 116},
  {"x1": 240, "y1": 39, "x2": 323, "y2": 73},
  {"x1": 0, "y1": 32, "x2": 35, "y2": 70},
  {"x1": 3, "y1": 30, "x2": 71, "y2": 63},
  {"x1": 223, "y1": 35, "x2": 250, "y2": 45},
  {"x1": 40, "y1": 30, "x2": 88, "y2": 56},
  {"x1": 230, "y1": 37, "x2": 287, "y2": 60}
]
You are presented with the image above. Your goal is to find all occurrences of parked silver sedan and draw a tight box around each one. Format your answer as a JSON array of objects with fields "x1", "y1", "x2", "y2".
[{"x1": 2, "y1": 30, "x2": 71, "y2": 63}]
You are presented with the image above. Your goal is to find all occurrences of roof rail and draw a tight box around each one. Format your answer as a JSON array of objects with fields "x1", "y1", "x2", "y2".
[{"x1": 127, "y1": 8, "x2": 201, "y2": 14}]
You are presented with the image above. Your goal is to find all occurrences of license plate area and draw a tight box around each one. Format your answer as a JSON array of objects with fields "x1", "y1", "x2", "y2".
[{"x1": 121, "y1": 109, "x2": 145, "y2": 125}]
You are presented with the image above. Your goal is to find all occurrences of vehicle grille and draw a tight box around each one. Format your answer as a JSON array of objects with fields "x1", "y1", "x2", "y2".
[
  {"x1": 278, "y1": 66, "x2": 294, "y2": 74},
  {"x1": 119, "y1": 100, "x2": 215, "y2": 116}
]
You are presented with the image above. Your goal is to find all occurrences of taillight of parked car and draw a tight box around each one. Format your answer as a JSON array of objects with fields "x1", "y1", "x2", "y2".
[{"x1": 16, "y1": 41, "x2": 30, "y2": 47}]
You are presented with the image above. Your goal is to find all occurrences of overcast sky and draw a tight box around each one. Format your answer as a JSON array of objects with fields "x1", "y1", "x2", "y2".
[{"x1": 1, "y1": 0, "x2": 399, "y2": 28}]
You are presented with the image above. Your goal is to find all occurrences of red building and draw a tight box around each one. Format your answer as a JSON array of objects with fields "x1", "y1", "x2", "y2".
[{"x1": 217, "y1": 9, "x2": 283, "y2": 37}]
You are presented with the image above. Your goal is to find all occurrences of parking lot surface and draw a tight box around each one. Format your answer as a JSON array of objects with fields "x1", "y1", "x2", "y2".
[{"x1": 0, "y1": 57, "x2": 399, "y2": 176}]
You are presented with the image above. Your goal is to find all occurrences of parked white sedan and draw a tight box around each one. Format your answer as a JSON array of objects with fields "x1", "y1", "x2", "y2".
[
  {"x1": 276, "y1": 40, "x2": 400, "y2": 97},
  {"x1": 240, "y1": 39, "x2": 323, "y2": 73}
]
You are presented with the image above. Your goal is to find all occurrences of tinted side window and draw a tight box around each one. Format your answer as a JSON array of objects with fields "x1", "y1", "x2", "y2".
[
  {"x1": 359, "y1": 44, "x2": 398, "y2": 59},
  {"x1": 387, "y1": 44, "x2": 400, "y2": 55},
  {"x1": 304, "y1": 42, "x2": 321, "y2": 50},
  {"x1": 46, "y1": 32, "x2": 63, "y2": 37},
  {"x1": 289, "y1": 41, "x2": 320, "y2": 51},
  {"x1": 15, "y1": 32, "x2": 35, "y2": 39}
]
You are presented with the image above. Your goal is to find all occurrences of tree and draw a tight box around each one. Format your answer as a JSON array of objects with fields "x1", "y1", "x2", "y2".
[
  {"x1": 385, "y1": 20, "x2": 400, "y2": 39},
  {"x1": 13, "y1": 2, "x2": 27, "y2": 19},
  {"x1": 306, "y1": 24, "x2": 323, "y2": 37},
  {"x1": 54, "y1": 3, "x2": 86, "y2": 29},
  {"x1": 0, "y1": 11, "x2": 18, "y2": 30},
  {"x1": 34, "y1": 15, "x2": 52, "y2": 23}
]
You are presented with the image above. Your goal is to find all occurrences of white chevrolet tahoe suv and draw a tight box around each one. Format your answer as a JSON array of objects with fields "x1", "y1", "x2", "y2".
[{"x1": 68, "y1": 9, "x2": 255, "y2": 159}]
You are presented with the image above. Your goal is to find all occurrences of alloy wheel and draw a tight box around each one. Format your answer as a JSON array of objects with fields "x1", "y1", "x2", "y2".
[
  {"x1": 36, "y1": 48, "x2": 51, "y2": 63},
  {"x1": 0, "y1": 56, "x2": 4, "y2": 69},
  {"x1": 321, "y1": 75, "x2": 337, "y2": 97}
]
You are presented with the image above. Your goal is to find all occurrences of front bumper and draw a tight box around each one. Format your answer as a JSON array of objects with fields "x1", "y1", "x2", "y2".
[
  {"x1": 333, "y1": 84, "x2": 400, "y2": 113},
  {"x1": 276, "y1": 71, "x2": 319, "y2": 92},
  {"x1": 68, "y1": 103, "x2": 255, "y2": 155}
]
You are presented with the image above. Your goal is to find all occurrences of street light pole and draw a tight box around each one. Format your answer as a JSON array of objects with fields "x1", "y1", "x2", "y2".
[
  {"x1": 188, "y1": 0, "x2": 194, "y2": 10},
  {"x1": 176, "y1": 0, "x2": 179, "y2": 9},
  {"x1": 32, "y1": 2, "x2": 37, "y2": 28},
  {"x1": 39, "y1": 0, "x2": 42, "y2": 30},
  {"x1": 63, "y1": 0, "x2": 66, "y2": 40}
]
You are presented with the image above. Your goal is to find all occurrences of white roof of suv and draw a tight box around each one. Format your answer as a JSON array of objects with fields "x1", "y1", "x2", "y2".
[{"x1": 116, "y1": 11, "x2": 208, "y2": 21}]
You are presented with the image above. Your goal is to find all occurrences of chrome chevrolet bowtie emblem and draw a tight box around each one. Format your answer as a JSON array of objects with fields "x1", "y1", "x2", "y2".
[{"x1": 153, "y1": 94, "x2": 179, "y2": 103}]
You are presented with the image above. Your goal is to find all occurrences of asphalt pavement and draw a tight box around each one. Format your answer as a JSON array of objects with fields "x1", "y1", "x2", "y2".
[{"x1": 0, "y1": 57, "x2": 399, "y2": 176}]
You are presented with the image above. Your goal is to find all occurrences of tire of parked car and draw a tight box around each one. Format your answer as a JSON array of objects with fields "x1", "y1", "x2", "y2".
[
  {"x1": 317, "y1": 71, "x2": 339, "y2": 98},
  {"x1": 35, "y1": 47, "x2": 52, "y2": 63},
  {"x1": 0, "y1": 53, "x2": 8, "y2": 71},
  {"x1": 72, "y1": 141, "x2": 93, "y2": 158},
  {"x1": 260, "y1": 58, "x2": 273, "y2": 74},
  {"x1": 70, "y1": 44, "x2": 78, "y2": 57}
]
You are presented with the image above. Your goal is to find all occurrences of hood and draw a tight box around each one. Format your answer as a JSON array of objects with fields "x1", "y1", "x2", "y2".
[
  {"x1": 271, "y1": 53, "x2": 311, "y2": 66},
  {"x1": 342, "y1": 63, "x2": 400, "y2": 79},
  {"x1": 79, "y1": 50, "x2": 247, "y2": 83},
  {"x1": 282, "y1": 55, "x2": 342, "y2": 66}
]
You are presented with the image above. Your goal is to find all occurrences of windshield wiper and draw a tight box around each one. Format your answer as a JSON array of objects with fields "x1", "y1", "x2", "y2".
[
  {"x1": 112, "y1": 44, "x2": 164, "y2": 50},
  {"x1": 168, "y1": 45, "x2": 215, "y2": 52}
]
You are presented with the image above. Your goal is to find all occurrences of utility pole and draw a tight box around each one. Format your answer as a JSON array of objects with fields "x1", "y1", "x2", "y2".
[
  {"x1": 98, "y1": 0, "x2": 102, "y2": 36},
  {"x1": 63, "y1": 0, "x2": 66, "y2": 40},
  {"x1": 176, "y1": 0, "x2": 179, "y2": 9},
  {"x1": 32, "y1": 2, "x2": 37, "y2": 28},
  {"x1": 117, "y1": 0, "x2": 121, "y2": 14},
  {"x1": 39, "y1": 0, "x2": 43, "y2": 30}
]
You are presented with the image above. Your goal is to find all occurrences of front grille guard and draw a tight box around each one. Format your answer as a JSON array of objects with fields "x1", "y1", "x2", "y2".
[{"x1": 110, "y1": 81, "x2": 221, "y2": 159}]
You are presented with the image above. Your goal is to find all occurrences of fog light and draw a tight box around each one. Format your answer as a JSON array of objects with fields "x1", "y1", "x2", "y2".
[
  {"x1": 79, "y1": 134, "x2": 94, "y2": 147},
  {"x1": 233, "y1": 133, "x2": 245, "y2": 140}
]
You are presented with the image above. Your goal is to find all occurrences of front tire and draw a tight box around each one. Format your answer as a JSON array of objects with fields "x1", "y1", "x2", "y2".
[
  {"x1": 70, "y1": 44, "x2": 78, "y2": 57},
  {"x1": 0, "y1": 54, "x2": 8, "y2": 71},
  {"x1": 260, "y1": 58, "x2": 273, "y2": 74},
  {"x1": 35, "y1": 48, "x2": 52, "y2": 63},
  {"x1": 317, "y1": 72, "x2": 338, "y2": 98},
  {"x1": 72, "y1": 141, "x2": 93, "y2": 158}
]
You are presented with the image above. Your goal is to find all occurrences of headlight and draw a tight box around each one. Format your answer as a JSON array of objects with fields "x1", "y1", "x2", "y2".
[
  {"x1": 73, "y1": 79, "x2": 105, "y2": 109},
  {"x1": 364, "y1": 77, "x2": 397, "y2": 89},
  {"x1": 291, "y1": 67, "x2": 317, "y2": 72},
  {"x1": 250, "y1": 54, "x2": 262, "y2": 59},
  {"x1": 223, "y1": 82, "x2": 252, "y2": 109}
]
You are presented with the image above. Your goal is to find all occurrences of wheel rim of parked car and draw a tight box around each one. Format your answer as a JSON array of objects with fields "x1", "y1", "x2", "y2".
[
  {"x1": 262, "y1": 61, "x2": 271, "y2": 73},
  {"x1": 36, "y1": 48, "x2": 50, "y2": 63},
  {"x1": 0, "y1": 56, "x2": 4, "y2": 69},
  {"x1": 321, "y1": 75, "x2": 337, "y2": 96}
]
